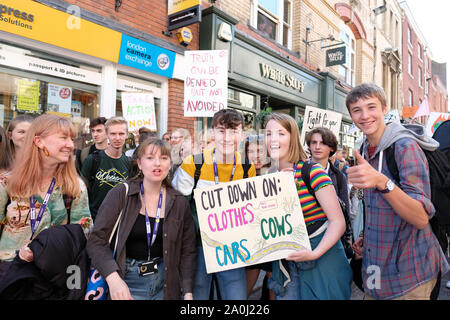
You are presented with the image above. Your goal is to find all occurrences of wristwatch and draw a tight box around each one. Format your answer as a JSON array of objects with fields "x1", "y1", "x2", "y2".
[{"x1": 378, "y1": 179, "x2": 395, "y2": 193}]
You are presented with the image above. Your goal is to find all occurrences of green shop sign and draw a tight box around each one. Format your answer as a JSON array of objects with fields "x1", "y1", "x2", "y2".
[{"x1": 260, "y1": 63, "x2": 306, "y2": 92}]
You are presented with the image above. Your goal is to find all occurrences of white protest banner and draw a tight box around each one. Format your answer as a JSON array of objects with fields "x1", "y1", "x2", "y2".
[
  {"x1": 425, "y1": 112, "x2": 450, "y2": 137},
  {"x1": 47, "y1": 83, "x2": 72, "y2": 116},
  {"x1": 300, "y1": 106, "x2": 342, "y2": 149},
  {"x1": 121, "y1": 92, "x2": 157, "y2": 132},
  {"x1": 194, "y1": 172, "x2": 311, "y2": 274},
  {"x1": 184, "y1": 50, "x2": 228, "y2": 117}
]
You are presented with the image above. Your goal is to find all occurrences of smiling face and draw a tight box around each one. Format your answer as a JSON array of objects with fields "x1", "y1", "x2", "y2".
[
  {"x1": 348, "y1": 96, "x2": 387, "y2": 144},
  {"x1": 137, "y1": 144, "x2": 171, "y2": 184},
  {"x1": 211, "y1": 124, "x2": 243, "y2": 159},
  {"x1": 10, "y1": 121, "x2": 31, "y2": 150},
  {"x1": 265, "y1": 119, "x2": 291, "y2": 162},
  {"x1": 36, "y1": 129, "x2": 74, "y2": 165}
]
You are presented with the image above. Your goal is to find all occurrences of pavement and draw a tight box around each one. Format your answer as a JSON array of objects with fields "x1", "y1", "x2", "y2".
[{"x1": 248, "y1": 254, "x2": 450, "y2": 300}]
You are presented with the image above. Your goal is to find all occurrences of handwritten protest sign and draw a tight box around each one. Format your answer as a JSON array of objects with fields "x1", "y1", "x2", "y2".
[
  {"x1": 426, "y1": 112, "x2": 450, "y2": 137},
  {"x1": 300, "y1": 106, "x2": 342, "y2": 149},
  {"x1": 121, "y1": 92, "x2": 157, "y2": 131},
  {"x1": 184, "y1": 50, "x2": 228, "y2": 117},
  {"x1": 194, "y1": 172, "x2": 311, "y2": 274}
]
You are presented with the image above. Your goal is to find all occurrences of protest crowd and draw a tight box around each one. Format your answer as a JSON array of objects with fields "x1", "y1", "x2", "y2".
[{"x1": 0, "y1": 83, "x2": 449, "y2": 301}]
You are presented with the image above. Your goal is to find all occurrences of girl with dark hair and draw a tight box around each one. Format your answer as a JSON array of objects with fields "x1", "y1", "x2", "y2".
[{"x1": 87, "y1": 138, "x2": 196, "y2": 300}]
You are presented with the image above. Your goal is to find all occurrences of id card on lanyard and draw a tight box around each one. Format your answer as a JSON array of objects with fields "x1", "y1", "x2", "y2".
[
  {"x1": 212, "y1": 149, "x2": 236, "y2": 185},
  {"x1": 29, "y1": 178, "x2": 56, "y2": 240},
  {"x1": 140, "y1": 182, "x2": 164, "y2": 261}
]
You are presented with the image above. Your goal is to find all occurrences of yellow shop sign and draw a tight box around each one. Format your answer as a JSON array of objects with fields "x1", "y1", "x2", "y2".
[{"x1": 0, "y1": 0, "x2": 122, "y2": 62}]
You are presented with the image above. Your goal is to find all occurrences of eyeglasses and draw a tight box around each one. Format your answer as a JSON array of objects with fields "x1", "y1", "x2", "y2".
[{"x1": 170, "y1": 136, "x2": 183, "y2": 140}]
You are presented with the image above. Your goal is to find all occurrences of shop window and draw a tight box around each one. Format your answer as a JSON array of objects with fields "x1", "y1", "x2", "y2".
[
  {"x1": 0, "y1": 42, "x2": 101, "y2": 150},
  {"x1": 253, "y1": 0, "x2": 292, "y2": 49}
]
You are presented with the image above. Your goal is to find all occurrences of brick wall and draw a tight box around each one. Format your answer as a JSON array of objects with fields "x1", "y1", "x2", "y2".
[{"x1": 63, "y1": 0, "x2": 200, "y2": 133}]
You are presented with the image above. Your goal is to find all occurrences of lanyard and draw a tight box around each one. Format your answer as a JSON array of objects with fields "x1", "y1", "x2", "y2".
[
  {"x1": 29, "y1": 178, "x2": 56, "y2": 240},
  {"x1": 212, "y1": 149, "x2": 236, "y2": 185},
  {"x1": 140, "y1": 182, "x2": 164, "y2": 260}
]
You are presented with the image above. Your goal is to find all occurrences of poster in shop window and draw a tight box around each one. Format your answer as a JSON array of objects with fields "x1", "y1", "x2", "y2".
[
  {"x1": 194, "y1": 172, "x2": 311, "y2": 274},
  {"x1": 17, "y1": 79, "x2": 40, "y2": 113},
  {"x1": 47, "y1": 83, "x2": 72, "y2": 117},
  {"x1": 121, "y1": 92, "x2": 157, "y2": 132}
]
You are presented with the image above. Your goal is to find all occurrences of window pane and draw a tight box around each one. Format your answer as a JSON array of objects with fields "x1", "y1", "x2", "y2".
[
  {"x1": 260, "y1": 0, "x2": 278, "y2": 16},
  {"x1": 284, "y1": 0, "x2": 290, "y2": 23},
  {"x1": 257, "y1": 12, "x2": 276, "y2": 40},
  {"x1": 283, "y1": 24, "x2": 289, "y2": 47}
]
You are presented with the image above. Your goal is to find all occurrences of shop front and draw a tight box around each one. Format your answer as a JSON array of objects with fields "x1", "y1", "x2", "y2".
[
  {"x1": 0, "y1": 0, "x2": 183, "y2": 148},
  {"x1": 199, "y1": 6, "x2": 360, "y2": 154}
]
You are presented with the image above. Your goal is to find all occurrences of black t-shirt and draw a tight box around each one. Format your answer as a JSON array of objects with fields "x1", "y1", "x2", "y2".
[{"x1": 126, "y1": 214, "x2": 164, "y2": 261}]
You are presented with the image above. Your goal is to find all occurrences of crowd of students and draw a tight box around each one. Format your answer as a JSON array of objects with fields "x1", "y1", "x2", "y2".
[{"x1": 0, "y1": 83, "x2": 448, "y2": 300}]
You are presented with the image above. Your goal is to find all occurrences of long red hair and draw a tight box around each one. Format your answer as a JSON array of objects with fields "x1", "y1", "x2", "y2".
[{"x1": 7, "y1": 114, "x2": 81, "y2": 198}]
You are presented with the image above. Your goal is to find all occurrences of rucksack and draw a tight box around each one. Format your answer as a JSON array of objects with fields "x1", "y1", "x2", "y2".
[
  {"x1": 384, "y1": 142, "x2": 450, "y2": 254},
  {"x1": 301, "y1": 160, "x2": 354, "y2": 259}
]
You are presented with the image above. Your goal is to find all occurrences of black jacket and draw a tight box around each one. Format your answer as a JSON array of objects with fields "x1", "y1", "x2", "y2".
[
  {"x1": 0, "y1": 224, "x2": 89, "y2": 300},
  {"x1": 86, "y1": 180, "x2": 197, "y2": 300}
]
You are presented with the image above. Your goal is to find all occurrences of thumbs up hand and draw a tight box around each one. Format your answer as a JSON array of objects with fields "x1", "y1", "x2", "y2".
[{"x1": 347, "y1": 150, "x2": 388, "y2": 190}]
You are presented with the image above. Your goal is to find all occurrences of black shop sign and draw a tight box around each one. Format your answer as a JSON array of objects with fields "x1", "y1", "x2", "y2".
[{"x1": 326, "y1": 46, "x2": 346, "y2": 67}]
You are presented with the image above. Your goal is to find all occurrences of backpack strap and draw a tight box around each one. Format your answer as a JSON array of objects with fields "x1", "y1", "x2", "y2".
[
  {"x1": 301, "y1": 160, "x2": 316, "y2": 200},
  {"x1": 384, "y1": 143, "x2": 400, "y2": 185},
  {"x1": 242, "y1": 156, "x2": 251, "y2": 179},
  {"x1": 192, "y1": 153, "x2": 204, "y2": 190}
]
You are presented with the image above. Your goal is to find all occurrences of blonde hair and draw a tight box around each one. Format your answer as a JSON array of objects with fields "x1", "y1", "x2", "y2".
[
  {"x1": 105, "y1": 116, "x2": 128, "y2": 132},
  {"x1": 266, "y1": 113, "x2": 307, "y2": 162},
  {"x1": 7, "y1": 114, "x2": 81, "y2": 198}
]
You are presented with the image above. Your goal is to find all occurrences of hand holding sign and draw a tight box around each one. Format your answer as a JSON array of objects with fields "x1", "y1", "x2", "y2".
[{"x1": 347, "y1": 150, "x2": 388, "y2": 190}]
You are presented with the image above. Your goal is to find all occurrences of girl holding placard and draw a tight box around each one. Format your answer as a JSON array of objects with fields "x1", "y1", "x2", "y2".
[{"x1": 264, "y1": 112, "x2": 352, "y2": 300}]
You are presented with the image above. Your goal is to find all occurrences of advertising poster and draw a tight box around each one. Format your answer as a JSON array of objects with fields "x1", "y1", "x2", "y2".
[
  {"x1": 17, "y1": 79, "x2": 40, "y2": 112},
  {"x1": 184, "y1": 50, "x2": 228, "y2": 117},
  {"x1": 194, "y1": 172, "x2": 311, "y2": 274},
  {"x1": 47, "y1": 83, "x2": 72, "y2": 116},
  {"x1": 121, "y1": 92, "x2": 157, "y2": 132},
  {"x1": 300, "y1": 106, "x2": 342, "y2": 149},
  {"x1": 71, "y1": 101, "x2": 82, "y2": 118}
]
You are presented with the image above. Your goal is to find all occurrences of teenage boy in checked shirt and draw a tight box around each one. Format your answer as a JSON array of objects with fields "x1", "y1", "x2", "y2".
[{"x1": 346, "y1": 83, "x2": 449, "y2": 300}]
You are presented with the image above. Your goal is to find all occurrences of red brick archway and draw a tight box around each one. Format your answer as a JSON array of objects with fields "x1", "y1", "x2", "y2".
[{"x1": 335, "y1": 3, "x2": 367, "y2": 40}]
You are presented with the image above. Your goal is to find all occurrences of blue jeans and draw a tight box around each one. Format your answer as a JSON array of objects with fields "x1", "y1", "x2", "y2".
[
  {"x1": 193, "y1": 246, "x2": 247, "y2": 300},
  {"x1": 268, "y1": 232, "x2": 352, "y2": 300},
  {"x1": 123, "y1": 257, "x2": 165, "y2": 300}
]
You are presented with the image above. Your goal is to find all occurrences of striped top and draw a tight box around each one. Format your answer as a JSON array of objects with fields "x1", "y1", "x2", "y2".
[{"x1": 294, "y1": 160, "x2": 333, "y2": 227}]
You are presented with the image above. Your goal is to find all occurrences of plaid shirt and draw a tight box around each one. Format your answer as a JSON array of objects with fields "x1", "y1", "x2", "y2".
[{"x1": 362, "y1": 137, "x2": 450, "y2": 299}]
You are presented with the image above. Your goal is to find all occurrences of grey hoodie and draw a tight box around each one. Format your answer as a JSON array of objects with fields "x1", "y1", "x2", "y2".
[{"x1": 364, "y1": 122, "x2": 440, "y2": 159}]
